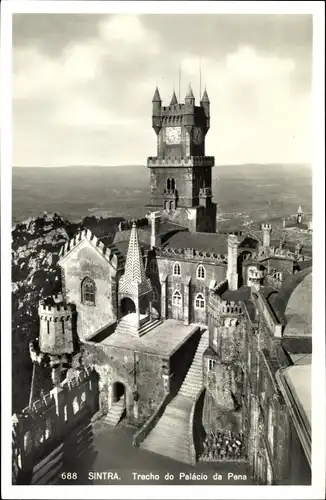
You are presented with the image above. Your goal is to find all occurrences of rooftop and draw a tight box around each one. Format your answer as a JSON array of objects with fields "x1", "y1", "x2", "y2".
[
  {"x1": 269, "y1": 267, "x2": 312, "y2": 327},
  {"x1": 163, "y1": 231, "x2": 228, "y2": 255},
  {"x1": 283, "y1": 271, "x2": 312, "y2": 336},
  {"x1": 100, "y1": 319, "x2": 201, "y2": 357}
]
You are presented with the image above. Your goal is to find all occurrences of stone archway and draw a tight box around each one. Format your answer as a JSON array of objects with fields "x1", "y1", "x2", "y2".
[
  {"x1": 112, "y1": 381, "x2": 125, "y2": 404},
  {"x1": 120, "y1": 297, "x2": 136, "y2": 317}
]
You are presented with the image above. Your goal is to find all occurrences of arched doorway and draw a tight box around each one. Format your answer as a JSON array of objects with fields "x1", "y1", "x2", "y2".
[
  {"x1": 120, "y1": 297, "x2": 136, "y2": 317},
  {"x1": 112, "y1": 382, "x2": 125, "y2": 404}
]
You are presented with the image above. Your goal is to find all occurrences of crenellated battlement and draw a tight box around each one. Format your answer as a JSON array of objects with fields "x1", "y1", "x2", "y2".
[
  {"x1": 58, "y1": 228, "x2": 119, "y2": 269},
  {"x1": 147, "y1": 156, "x2": 215, "y2": 168},
  {"x1": 261, "y1": 223, "x2": 272, "y2": 231},
  {"x1": 156, "y1": 245, "x2": 227, "y2": 263},
  {"x1": 38, "y1": 301, "x2": 75, "y2": 320},
  {"x1": 242, "y1": 246, "x2": 296, "y2": 262},
  {"x1": 12, "y1": 368, "x2": 99, "y2": 483}
]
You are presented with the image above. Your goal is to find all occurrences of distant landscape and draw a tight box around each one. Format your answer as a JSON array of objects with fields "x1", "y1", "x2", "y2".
[{"x1": 12, "y1": 163, "x2": 312, "y2": 227}]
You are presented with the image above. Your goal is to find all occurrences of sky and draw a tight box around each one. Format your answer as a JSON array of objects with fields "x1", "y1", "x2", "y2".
[{"x1": 12, "y1": 13, "x2": 313, "y2": 167}]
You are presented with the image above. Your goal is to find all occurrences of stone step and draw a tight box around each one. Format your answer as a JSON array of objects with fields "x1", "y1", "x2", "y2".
[{"x1": 142, "y1": 437, "x2": 190, "y2": 452}]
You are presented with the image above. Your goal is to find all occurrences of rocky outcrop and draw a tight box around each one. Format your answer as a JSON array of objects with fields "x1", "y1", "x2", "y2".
[{"x1": 11, "y1": 212, "x2": 125, "y2": 414}]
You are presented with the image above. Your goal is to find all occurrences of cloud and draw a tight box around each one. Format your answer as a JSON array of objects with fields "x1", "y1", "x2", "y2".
[{"x1": 12, "y1": 14, "x2": 312, "y2": 167}]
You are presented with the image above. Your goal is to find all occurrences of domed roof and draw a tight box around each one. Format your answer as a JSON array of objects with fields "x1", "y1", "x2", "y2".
[
  {"x1": 269, "y1": 267, "x2": 312, "y2": 336},
  {"x1": 283, "y1": 271, "x2": 312, "y2": 336}
]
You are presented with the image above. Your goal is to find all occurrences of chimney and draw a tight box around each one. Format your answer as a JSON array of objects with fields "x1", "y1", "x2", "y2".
[
  {"x1": 261, "y1": 224, "x2": 272, "y2": 248},
  {"x1": 148, "y1": 211, "x2": 161, "y2": 249},
  {"x1": 227, "y1": 234, "x2": 239, "y2": 291}
]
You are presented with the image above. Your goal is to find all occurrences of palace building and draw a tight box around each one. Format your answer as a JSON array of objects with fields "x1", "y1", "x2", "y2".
[{"x1": 13, "y1": 85, "x2": 312, "y2": 486}]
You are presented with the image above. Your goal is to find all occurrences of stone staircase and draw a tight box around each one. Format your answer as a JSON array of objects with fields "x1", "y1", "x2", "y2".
[
  {"x1": 140, "y1": 329, "x2": 208, "y2": 463},
  {"x1": 115, "y1": 315, "x2": 162, "y2": 337},
  {"x1": 104, "y1": 399, "x2": 125, "y2": 427}
]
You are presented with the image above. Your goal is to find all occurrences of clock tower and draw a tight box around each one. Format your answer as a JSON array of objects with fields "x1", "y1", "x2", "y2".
[{"x1": 147, "y1": 84, "x2": 216, "y2": 233}]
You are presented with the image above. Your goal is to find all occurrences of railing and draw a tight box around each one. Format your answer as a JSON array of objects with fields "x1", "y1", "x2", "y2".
[
  {"x1": 189, "y1": 387, "x2": 206, "y2": 465},
  {"x1": 132, "y1": 392, "x2": 173, "y2": 447}
]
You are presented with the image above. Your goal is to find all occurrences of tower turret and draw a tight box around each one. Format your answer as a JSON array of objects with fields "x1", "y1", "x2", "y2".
[
  {"x1": 200, "y1": 88, "x2": 210, "y2": 130},
  {"x1": 38, "y1": 299, "x2": 76, "y2": 356},
  {"x1": 184, "y1": 83, "x2": 195, "y2": 128},
  {"x1": 152, "y1": 87, "x2": 162, "y2": 135},
  {"x1": 261, "y1": 223, "x2": 272, "y2": 248},
  {"x1": 227, "y1": 234, "x2": 239, "y2": 291},
  {"x1": 170, "y1": 90, "x2": 178, "y2": 106},
  {"x1": 297, "y1": 205, "x2": 303, "y2": 224}
]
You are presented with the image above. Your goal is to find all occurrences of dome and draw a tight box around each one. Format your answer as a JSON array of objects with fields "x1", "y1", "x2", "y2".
[
  {"x1": 283, "y1": 271, "x2": 312, "y2": 336},
  {"x1": 269, "y1": 267, "x2": 312, "y2": 336}
]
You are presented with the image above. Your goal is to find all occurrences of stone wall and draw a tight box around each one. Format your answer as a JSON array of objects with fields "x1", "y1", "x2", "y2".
[
  {"x1": 12, "y1": 368, "x2": 99, "y2": 484},
  {"x1": 81, "y1": 341, "x2": 165, "y2": 427},
  {"x1": 60, "y1": 241, "x2": 119, "y2": 340}
]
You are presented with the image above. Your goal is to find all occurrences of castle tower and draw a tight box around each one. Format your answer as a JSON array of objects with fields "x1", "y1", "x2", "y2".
[
  {"x1": 297, "y1": 205, "x2": 303, "y2": 224},
  {"x1": 261, "y1": 223, "x2": 272, "y2": 248},
  {"x1": 147, "y1": 84, "x2": 216, "y2": 233},
  {"x1": 227, "y1": 234, "x2": 239, "y2": 291},
  {"x1": 118, "y1": 222, "x2": 153, "y2": 331},
  {"x1": 38, "y1": 299, "x2": 75, "y2": 356}
]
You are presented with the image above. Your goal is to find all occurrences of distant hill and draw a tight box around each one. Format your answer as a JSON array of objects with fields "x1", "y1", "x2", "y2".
[{"x1": 12, "y1": 163, "x2": 312, "y2": 224}]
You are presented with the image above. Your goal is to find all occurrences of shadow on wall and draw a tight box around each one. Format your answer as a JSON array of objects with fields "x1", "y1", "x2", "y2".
[
  {"x1": 193, "y1": 388, "x2": 206, "y2": 461},
  {"x1": 17, "y1": 414, "x2": 98, "y2": 485},
  {"x1": 169, "y1": 328, "x2": 202, "y2": 396}
]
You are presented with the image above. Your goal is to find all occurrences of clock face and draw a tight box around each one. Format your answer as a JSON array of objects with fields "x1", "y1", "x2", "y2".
[
  {"x1": 193, "y1": 127, "x2": 204, "y2": 145},
  {"x1": 165, "y1": 127, "x2": 181, "y2": 145}
]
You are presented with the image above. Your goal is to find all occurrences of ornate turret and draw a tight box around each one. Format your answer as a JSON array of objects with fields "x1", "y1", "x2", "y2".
[
  {"x1": 184, "y1": 83, "x2": 195, "y2": 129},
  {"x1": 200, "y1": 87, "x2": 210, "y2": 130},
  {"x1": 170, "y1": 90, "x2": 178, "y2": 105},
  {"x1": 118, "y1": 223, "x2": 152, "y2": 331},
  {"x1": 152, "y1": 87, "x2": 162, "y2": 135}
]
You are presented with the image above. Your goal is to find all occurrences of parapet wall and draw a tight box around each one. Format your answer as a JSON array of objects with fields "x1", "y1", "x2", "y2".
[
  {"x1": 147, "y1": 156, "x2": 215, "y2": 167},
  {"x1": 251, "y1": 290, "x2": 282, "y2": 338},
  {"x1": 156, "y1": 246, "x2": 227, "y2": 264},
  {"x1": 12, "y1": 367, "x2": 99, "y2": 484},
  {"x1": 243, "y1": 246, "x2": 296, "y2": 262}
]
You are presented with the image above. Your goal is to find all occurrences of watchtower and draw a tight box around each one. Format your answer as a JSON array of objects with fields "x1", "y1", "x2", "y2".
[
  {"x1": 38, "y1": 298, "x2": 76, "y2": 356},
  {"x1": 147, "y1": 84, "x2": 216, "y2": 233}
]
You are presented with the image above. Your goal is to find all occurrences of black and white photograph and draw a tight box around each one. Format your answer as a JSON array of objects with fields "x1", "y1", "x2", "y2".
[{"x1": 1, "y1": 1, "x2": 325, "y2": 499}]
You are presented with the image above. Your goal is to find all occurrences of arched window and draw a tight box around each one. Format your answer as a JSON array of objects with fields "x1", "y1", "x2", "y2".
[
  {"x1": 195, "y1": 293, "x2": 205, "y2": 309},
  {"x1": 171, "y1": 178, "x2": 176, "y2": 190},
  {"x1": 150, "y1": 259, "x2": 158, "y2": 273},
  {"x1": 81, "y1": 277, "x2": 96, "y2": 305},
  {"x1": 173, "y1": 262, "x2": 181, "y2": 276},
  {"x1": 167, "y1": 178, "x2": 171, "y2": 190},
  {"x1": 172, "y1": 290, "x2": 182, "y2": 306},
  {"x1": 197, "y1": 264, "x2": 206, "y2": 280},
  {"x1": 152, "y1": 286, "x2": 159, "y2": 303}
]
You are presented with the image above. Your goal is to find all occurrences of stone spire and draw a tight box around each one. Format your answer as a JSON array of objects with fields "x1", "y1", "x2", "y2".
[
  {"x1": 185, "y1": 83, "x2": 195, "y2": 99},
  {"x1": 201, "y1": 87, "x2": 210, "y2": 103},
  {"x1": 119, "y1": 223, "x2": 152, "y2": 296},
  {"x1": 170, "y1": 90, "x2": 178, "y2": 105},
  {"x1": 152, "y1": 87, "x2": 161, "y2": 102},
  {"x1": 297, "y1": 205, "x2": 303, "y2": 214}
]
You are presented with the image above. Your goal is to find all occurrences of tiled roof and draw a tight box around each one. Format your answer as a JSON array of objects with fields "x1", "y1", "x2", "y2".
[
  {"x1": 119, "y1": 223, "x2": 152, "y2": 296},
  {"x1": 163, "y1": 231, "x2": 228, "y2": 254}
]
